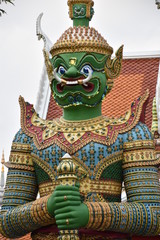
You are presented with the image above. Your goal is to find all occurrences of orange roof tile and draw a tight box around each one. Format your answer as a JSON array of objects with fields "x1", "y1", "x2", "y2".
[
  {"x1": 103, "y1": 58, "x2": 159, "y2": 128},
  {"x1": 47, "y1": 58, "x2": 160, "y2": 129}
]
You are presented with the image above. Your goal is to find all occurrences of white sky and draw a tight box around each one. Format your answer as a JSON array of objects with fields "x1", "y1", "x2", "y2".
[{"x1": 0, "y1": 0, "x2": 160, "y2": 173}]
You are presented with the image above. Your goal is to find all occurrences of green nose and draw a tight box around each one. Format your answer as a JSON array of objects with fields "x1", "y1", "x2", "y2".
[{"x1": 65, "y1": 66, "x2": 80, "y2": 78}]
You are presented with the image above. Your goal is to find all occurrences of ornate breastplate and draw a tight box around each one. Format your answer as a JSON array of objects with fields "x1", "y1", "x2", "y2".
[{"x1": 19, "y1": 90, "x2": 148, "y2": 155}]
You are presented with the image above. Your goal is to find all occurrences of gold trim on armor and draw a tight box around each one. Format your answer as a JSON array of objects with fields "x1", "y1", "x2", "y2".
[
  {"x1": 9, "y1": 152, "x2": 33, "y2": 166},
  {"x1": 51, "y1": 45, "x2": 112, "y2": 58},
  {"x1": 123, "y1": 140, "x2": 155, "y2": 151},
  {"x1": 4, "y1": 162, "x2": 35, "y2": 171},
  {"x1": 60, "y1": 112, "x2": 131, "y2": 126},
  {"x1": 31, "y1": 114, "x2": 113, "y2": 143},
  {"x1": 80, "y1": 178, "x2": 122, "y2": 197},
  {"x1": 11, "y1": 142, "x2": 31, "y2": 152},
  {"x1": 38, "y1": 178, "x2": 121, "y2": 199},
  {"x1": 123, "y1": 157, "x2": 160, "y2": 169},
  {"x1": 123, "y1": 149, "x2": 157, "y2": 163}
]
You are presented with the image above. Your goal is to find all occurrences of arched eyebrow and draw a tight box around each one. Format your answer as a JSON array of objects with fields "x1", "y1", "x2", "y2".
[
  {"x1": 51, "y1": 56, "x2": 70, "y2": 69},
  {"x1": 77, "y1": 53, "x2": 107, "y2": 71}
]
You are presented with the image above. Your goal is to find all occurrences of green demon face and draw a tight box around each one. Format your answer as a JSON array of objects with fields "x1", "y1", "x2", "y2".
[{"x1": 50, "y1": 52, "x2": 108, "y2": 108}]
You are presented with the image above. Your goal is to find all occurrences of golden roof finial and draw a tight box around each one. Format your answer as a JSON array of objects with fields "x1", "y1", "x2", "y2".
[
  {"x1": 151, "y1": 97, "x2": 158, "y2": 135},
  {"x1": 1, "y1": 150, "x2": 5, "y2": 165}
]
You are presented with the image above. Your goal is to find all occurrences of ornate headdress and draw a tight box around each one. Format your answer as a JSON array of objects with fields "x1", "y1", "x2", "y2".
[
  {"x1": 50, "y1": 26, "x2": 113, "y2": 57},
  {"x1": 37, "y1": 0, "x2": 123, "y2": 84},
  {"x1": 50, "y1": 0, "x2": 113, "y2": 57}
]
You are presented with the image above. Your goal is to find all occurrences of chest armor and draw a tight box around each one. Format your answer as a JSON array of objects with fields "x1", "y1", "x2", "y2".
[{"x1": 17, "y1": 92, "x2": 148, "y2": 203}]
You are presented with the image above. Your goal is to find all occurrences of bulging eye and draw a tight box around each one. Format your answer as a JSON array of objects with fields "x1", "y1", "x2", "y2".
[
  {"x1": 58, "y1": 66, "x2": 66, "y2": 76},
  {"x1": 80, "y1": 65, "x2": 93, "y2": 76}
]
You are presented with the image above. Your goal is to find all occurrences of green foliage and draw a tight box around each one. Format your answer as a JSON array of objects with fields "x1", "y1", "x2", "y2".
[{"x1": 0, "y1": 0, "x2": 15, "y2": 16}]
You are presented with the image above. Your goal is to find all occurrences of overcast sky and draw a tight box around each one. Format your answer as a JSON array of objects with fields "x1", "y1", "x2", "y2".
[{"x1": 0, "y1": 0, "x2": 160, "y2": 173}]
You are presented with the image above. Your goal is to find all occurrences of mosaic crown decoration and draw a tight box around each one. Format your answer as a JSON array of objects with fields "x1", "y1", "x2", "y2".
[
  {"x1": 68, "y1": 0, "x2": 94, "y2": 20},
  {"x1": 50, "y1": 27, "x2": 113, "y2": 57},
  {"x1": 50, "y1": 0, "x2": 113, "y2": 57}
]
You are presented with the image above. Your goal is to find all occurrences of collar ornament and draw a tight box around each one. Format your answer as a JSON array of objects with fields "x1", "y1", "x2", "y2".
[{"x1": 19, "y1": 90, "x2": 149, "y2": 154}]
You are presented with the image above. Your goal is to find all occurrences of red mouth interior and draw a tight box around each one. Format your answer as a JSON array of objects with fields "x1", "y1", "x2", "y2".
[
  {"x1": 57, "y1": 82, "x2": 94, "y2": 93},
  {"x1": 82, "y1": 82, "x2": 94, "y2": 92}
]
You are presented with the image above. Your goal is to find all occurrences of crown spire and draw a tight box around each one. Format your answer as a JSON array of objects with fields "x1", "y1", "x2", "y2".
[
  {"x1": 1, "y1": 150, "x2": 5, "y2": 188},
  {"x1": 67, "y1": 0, "x2": 94, "y2": 27},
  {"x1": 1, "y1": 150, "x2": 5, "y2": 166}
]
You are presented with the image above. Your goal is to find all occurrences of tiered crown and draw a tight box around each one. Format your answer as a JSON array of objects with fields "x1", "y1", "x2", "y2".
[
  {"x1": 50, "y1": 26, "x2": 113, "y2": 57},
  {"x1": 50, "y1": 0, "x2": 113, "y2": 57}
]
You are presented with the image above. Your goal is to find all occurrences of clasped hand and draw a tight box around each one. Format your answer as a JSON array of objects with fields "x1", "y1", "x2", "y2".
[{"x1": 47, "y1": 185, "x2": 89, "y2": 230}]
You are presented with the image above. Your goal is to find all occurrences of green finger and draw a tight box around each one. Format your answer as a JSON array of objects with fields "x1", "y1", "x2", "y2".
[
  {"x1": 55, "y1": 196, "x2": 80, "y2": 203},
  {"x1": 55, "y1": 212, "x2": 76, "y2": 220},
  {"x1": 55, "y1": 206, "x2": 76, "y2": 215},
  {"x1": 56, "y1": 218, "x2": 77, "y2": 226},
  {"x1": 54, "y1": 190, "x2": 80, "y2": 197},
  {"x1": 55, "y1": 201, "x2": 81, "y2": 210}
]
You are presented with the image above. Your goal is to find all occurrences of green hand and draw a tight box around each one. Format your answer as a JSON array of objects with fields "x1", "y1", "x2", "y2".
[
  {"x1": 47, "y1": 185, "x2": 82, "y2": 217},
  {"x1": 55, "y1": 202, "x2": 89, "y2": 230}
]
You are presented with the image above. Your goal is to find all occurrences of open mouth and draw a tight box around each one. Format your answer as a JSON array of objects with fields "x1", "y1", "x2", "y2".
[
  {"x1": 54, "y1": 68, "x2": 95, "y2": 93},
  {"x1": 57, "y1": 79, "x2": 94, "y2": 93}
]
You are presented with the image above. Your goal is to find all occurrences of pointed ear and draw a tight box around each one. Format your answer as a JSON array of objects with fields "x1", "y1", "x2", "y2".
[
  {"x1": 105, "y1": 45, "x2": 123, "y2": 80},
  {"x1": 43, "y1": 49, "x2": 54, "y2": 83}
]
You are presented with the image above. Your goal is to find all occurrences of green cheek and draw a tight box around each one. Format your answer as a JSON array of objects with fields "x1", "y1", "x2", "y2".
[
  {"x1": 51, "y1": 73, "x2": 107, "y2": 108},
  {"x1": 52, "y1": 78, "x2": 99, "y2": 98}
]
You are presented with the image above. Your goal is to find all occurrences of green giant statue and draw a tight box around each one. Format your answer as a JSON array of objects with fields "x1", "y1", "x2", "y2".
[{"x1": 0, "y1": 1, "x2": 160, "y2": 239}]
